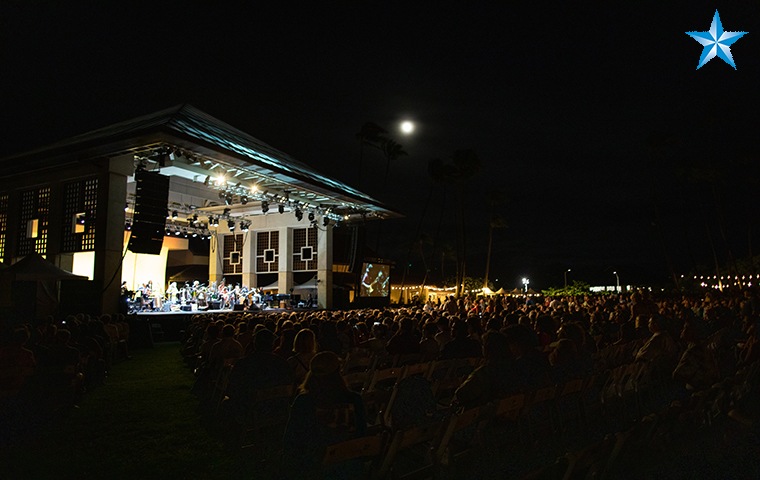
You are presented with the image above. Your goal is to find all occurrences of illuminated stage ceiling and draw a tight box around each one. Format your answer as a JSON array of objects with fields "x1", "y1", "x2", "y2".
[{"x1": 1, "y1": 104, "x2": 401, "y2": 222}]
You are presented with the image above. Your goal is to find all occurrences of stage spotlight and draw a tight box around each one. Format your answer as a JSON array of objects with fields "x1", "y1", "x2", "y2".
[
  {"x1": 278, "y1": 204, "x2": 285, "y2": 214},
  {"x1": 192, "y1": 231, "x2": 198, "y2": 238},
  {"x1": 192, "y1": 213, "x2": 199, "y2": 224},
  {"x1": 165, "y1": 226, "x2": 171, "y2": 235},
  {"x1": 323, "y1": 217, "x2": 330, "y2": 227},
  {"x1": 182, "y1": 228, "x2": 188, "y2": 238},
  {"x1": 295, "y1": 208, "x2": 303, "y2": 221},
  {"x1": 174, "y1": 228, "x2": 181, "y2": 236},
  {"x1": 223, "y1": 207, "x2": 231, "y2": 216},
  {"x1": 261, "y1": 201, "x2": 269, "y2": 214},
  {"x1": 227, "y1": 219, "x2": 236, "y2": 230},
  {"x1": 172, "y1": 210, "x2": 178, "y2": 219},
  {"x1": 308, "y1": 211, "x2": 315, "y2": 222},
  {"x1": 240, "y1": 221, "x2": 250, "y2": 232},
  {"x1": 224, "y1": 193, "x2": 233, "y2": 205},
  {"x1": 167, "y1": 209, "x2": 172, "y2": 219},
  {"x1": 241, "y1": 196, "x2": 248, "y2": 205},
  {"x1": 125, "y1": 221, "x2": 132, "y2": 231}
]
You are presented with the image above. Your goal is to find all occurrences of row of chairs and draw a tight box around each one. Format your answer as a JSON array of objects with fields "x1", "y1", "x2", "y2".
[{"x1": 322, "y1": 399, "x2": 510, "y2": 479}]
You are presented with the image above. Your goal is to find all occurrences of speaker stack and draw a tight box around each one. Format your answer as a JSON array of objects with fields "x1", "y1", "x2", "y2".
[{"x1": 128, "y1": 169, "x2": 170, "y2": 255}]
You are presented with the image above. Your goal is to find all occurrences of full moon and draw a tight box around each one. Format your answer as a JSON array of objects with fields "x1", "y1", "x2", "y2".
[{"x1": 400, "y1": 120, "x2": 415, "y2": 134}]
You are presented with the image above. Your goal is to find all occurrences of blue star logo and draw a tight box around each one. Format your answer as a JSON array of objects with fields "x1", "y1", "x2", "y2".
[{"x1": 686, "y1": 10, "x2": 747, "y2": 69}]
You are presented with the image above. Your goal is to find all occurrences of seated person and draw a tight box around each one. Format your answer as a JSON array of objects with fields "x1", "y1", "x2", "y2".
[
  {"x1": 455, "y1": 331, "x2": 518, "y2": 407},
  {"x1": 282, "y1": 351, "x2": 366, "y2": 479}
]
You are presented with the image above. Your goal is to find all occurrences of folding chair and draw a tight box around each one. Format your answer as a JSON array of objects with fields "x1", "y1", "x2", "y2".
[{"x1": 322, "y1": 434, "x2": 388, "y2": 480}]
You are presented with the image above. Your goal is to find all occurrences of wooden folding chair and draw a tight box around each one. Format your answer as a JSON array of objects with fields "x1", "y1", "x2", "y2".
[
  {"x1": 376, "y1": 419, "x2": 449, "y2": 479},
  {"x1": 239, "y1": 384, "x2": 295, "y2": 449},
  {"x1": 343, "y1": 353, "x2": 376, "y2": 374},
  {"x1": 435, "y1": 404, "x2": 495, "y2": 468},
  {"x1": 366, "y1": 366, "x2": 403, "y2": 392},
  {"x1": 322, "y1": 434, "x2": 388, "y2": 479},
  {"x1": 402, "y1": 361, "x2": 432, "y2": 380}
]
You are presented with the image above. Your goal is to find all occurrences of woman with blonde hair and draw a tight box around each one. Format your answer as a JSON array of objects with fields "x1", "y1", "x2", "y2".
[{"x1": 287, "y1": 328, "x2": 317, "y2": 383}]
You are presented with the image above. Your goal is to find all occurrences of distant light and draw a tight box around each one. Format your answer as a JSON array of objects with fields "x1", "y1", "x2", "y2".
[
  {"x1": 251, "y1": 184, "x2": 258, "y2": 193},
  {"x1": 214, "y1": 176, "x2": 225, "y2": 186},
  {"x1": 400, "y1": 120, "x2": 415, "y2": 135}
]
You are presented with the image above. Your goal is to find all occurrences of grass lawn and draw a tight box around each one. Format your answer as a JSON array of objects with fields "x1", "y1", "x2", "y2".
[{"x1": 1, "y1": 343, "x2": 243, "y2": 480}]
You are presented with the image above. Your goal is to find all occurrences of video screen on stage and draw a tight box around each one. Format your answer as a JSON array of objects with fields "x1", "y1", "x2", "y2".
[{"x1": 359, "y1": 262, "x2": 390, "y2": 297}]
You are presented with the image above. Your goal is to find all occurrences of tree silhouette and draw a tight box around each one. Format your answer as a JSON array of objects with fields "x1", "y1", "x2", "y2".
[
  {"x1": 428, "y1": 149, "x2": 481, "y2": 296},
  {"x1": 355, "y1": 122, "x2": 387, "y2": 189}
]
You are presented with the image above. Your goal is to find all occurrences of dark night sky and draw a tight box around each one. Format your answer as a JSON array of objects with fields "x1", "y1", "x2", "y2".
[{"x1": 2, "y1": 1, "x2": 759, "y2": 290}]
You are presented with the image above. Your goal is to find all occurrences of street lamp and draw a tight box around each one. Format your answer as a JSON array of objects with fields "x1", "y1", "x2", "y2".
[
  {"x1": 564, "y1": 269, "x2": 571, "y2": 289},
  {"x1": 522, "y1": 277, "x2": 529, "y2": 293},
  {"x1": 613, "y1": 271, "x2": 620, "y2": 292}
]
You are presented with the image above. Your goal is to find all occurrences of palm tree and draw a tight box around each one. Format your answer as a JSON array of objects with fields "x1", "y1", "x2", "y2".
[
  {"x1": 428, "y1": 150, "x2": 481, "y2": 296},
  {"x1": 355, "y1": 122, "x2": 387, "y2": 189},
  {"x1": 378, "y1": 137, "x2": 408, "y2": 189},
  {"x1": 484, "y1": 213, "x2": 507, "y2": 289}
]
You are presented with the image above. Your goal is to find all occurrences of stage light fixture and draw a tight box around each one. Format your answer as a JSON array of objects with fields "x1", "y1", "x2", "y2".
[
  {"x1": 183, "y1": 228, "x2": 188, "y2": 238},
  {"x1": 308, "y1": 211, "x2": 315, "y2": 222},
  {"x1": 295, "y1": 208, "x2": 303, "y2": 221},
  {"x1": 174, "y1": 228, "x2": 181, "y2": 236},
  {"x1": 227, "y1": 219, "x2": 236, "y2": 230},
  {"x1": 125, "y1": 221, "x2": 132, "y2": 231},
  {"x1": 172, "y1": 210, "x2": 178, "y2": 219},
  {"x1": 261, "y1": 201, "x2": 269, "y2": 214},
  {"x1": 323, "y1": 217, "x2": 330, "y2": 227},
  {"x1": 224, "y1": 193, "x2": 233, "y2": 205},
  {"x1": 192, "y1": 213, "x2": 199, "y2": 224},
  {"x1": 223, "y1": 207, "x2": 231, "y2": 216},
  {"x1": 192, "y1": 231, "x2": 198, "y2": 237},
  {"x1": 241, "y1": 195, "x2": 248, "y2": 205},
  {"x1": 278, "y1": 204, "x2": 285, "y2": 214},
  {"x1": 167, "y1": 209, "x2": 172, "y2": 219},
  {"x1": 240, "y1": 221, "x2": 250, "y2": 232}
]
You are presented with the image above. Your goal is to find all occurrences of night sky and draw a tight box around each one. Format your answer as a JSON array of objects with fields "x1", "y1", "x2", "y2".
[{"x1": 2, "y1": 1, "x2": 759, "y2": 291}]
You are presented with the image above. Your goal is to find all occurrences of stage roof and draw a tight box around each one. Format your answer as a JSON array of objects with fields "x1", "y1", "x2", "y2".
[{"x1": 0, "y1": 105, "x2": 401, "y2": 220}]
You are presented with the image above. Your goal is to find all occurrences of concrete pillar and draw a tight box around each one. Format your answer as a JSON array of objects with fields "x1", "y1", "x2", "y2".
[
  {"x1": 278, "y1": 227, "x2": 293, "y2": 296},
  {"x1": 94, "y1": 159, "x2": 129, "y2": 314},
  {"x1": 317, "y1": 225, "x2": 333, "y2": 309},
  {"x1": 208, "y1": 232, "x2": 223, "y2": 284},
  {"x1": 242, "y1": 230, "x2": 256, "y2": 288}
]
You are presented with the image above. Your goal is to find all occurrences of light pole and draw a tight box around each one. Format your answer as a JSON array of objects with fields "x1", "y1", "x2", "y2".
[
  {"x1": 613, "y1": 271, "x2": 620, "y2": 293},
  {"x1": 522, "y1": 277, "x2": 529, "y2": 294},
  {"x1": 564, "y1": 269, "x2": 571, "y2": 289}
]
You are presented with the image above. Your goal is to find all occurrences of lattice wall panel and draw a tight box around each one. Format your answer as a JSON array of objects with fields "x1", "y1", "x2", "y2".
[
  {"x1": 17, "y1": 187, "x2": 51, "y2": 256},
  {"x1": 222, "y1": 234, "x2": 244, "y2": 274},
  {"x1": 292, "y1": 227, "x2": 318, "y2": 271},
  {"x1": 61, "y1": 178, "x2": 98, "y2": 252},
  {"x1": 256, "y1": 230, "x2": 279, "y2": 273}
]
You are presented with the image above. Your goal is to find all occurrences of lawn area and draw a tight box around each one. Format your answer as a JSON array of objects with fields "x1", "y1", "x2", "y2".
[{"x1": 1, "y1": 343, "x2": 242, "y2": 480}]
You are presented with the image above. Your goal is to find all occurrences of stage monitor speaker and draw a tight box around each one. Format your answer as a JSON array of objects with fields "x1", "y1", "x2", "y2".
[
  {"x1": 233, "y1": 304, "x2": 245, "y2": 311},
  {"x1": 180, "y1": 305, "x2": 192, "y2": 312},
  {"x1": 129, "y1": 169, "x2": 170, "y2": 255}
]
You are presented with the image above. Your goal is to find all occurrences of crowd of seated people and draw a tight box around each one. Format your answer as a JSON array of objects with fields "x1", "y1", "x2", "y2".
[
  {"x1": 0, "y1": 313, "x2": 131, "y2": 442},
  {"x1": 178, "y1": 287, "x2": 760, "y2": 477}
]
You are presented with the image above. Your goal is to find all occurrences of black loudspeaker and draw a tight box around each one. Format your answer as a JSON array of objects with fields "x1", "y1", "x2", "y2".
[
  {"x1": 233, "y1": 304, "x2": 245, "y2": 311},
  {"x1": 129, "y1": 169, "x2": 170, "y2": 255},
  {"x1": 180, "y1": 305, "x2": 192, "y2": 312}
]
